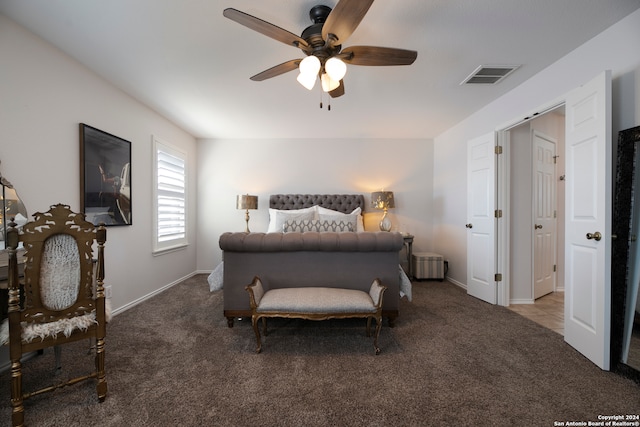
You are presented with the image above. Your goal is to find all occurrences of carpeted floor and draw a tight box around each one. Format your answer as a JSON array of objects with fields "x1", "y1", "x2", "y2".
[{"x1": 1, "y1": 274, "x2": 639, "y2": 427}]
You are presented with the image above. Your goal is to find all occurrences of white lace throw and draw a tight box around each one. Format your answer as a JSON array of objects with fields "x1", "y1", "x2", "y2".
[{"x1": 0, "y1": 312, "x2": 96, "y2": 345}]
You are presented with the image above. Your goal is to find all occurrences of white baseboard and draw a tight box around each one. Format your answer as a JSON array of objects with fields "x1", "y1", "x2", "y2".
[
  {"x1": 111, "y1": 271, "x2": 198, "y2": 317},
  {"x1": 446, "y1": 276, "x2": 466, "y2": 290}
]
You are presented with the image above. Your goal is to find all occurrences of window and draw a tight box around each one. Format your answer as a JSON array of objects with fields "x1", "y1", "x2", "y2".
[{"x1": 152, "y1": 136, "x2": 187, "y2": 253}]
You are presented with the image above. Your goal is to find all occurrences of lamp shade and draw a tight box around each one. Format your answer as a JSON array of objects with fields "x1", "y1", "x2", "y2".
[
  {"x1": 371, "y1": 191, "x2": 395, "y2": 210},
  {"x1": 236, "y1": 194, "x2": 258, "y2": 210}
]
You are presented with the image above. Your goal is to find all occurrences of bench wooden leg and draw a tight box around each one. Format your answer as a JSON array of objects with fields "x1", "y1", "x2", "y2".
[{"x1": 373, "y1": 315, "x2": 383, "y2": 355}]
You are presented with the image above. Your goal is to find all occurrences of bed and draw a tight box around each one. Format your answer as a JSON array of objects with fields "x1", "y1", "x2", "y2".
[{"x1": 211, "y1": 194, "x2": 412, "y2": 327}]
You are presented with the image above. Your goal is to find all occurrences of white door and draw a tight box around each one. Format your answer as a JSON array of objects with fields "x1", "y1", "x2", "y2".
[
  {"x1": 467, "y1": 132, "x2": 497, "y2": 304},
  {"x1": 533, "y1": 131, "x2": 557, "y2": 299},
  {"x1": 564, "y1": 70, "x2": 612, "y2": 370}
]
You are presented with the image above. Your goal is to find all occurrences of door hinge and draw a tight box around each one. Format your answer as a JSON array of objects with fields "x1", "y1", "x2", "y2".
[
  {"x1": 495, "y1": 273, "x2": 502, "y2": 282},
  {"x1": 553, "y1": 264, "x2": 557, "y2": 272},
  {"x1": 554, "y1": 210, "x2": 557, "y2": 218},
  {"x1": 494, "y1": 209, "x2": 502, "y2": 218},
  {"x1": 495, "y1": 145, "x2": 503, "y2": 155},
  {"x1": 553, "y1": 155, "x2": 559, "y2": 164}
]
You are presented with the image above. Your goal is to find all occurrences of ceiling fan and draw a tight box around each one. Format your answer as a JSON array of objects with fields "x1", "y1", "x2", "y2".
[{"x1": 223, "y1": 0, "x2": 418, "y2": 100}]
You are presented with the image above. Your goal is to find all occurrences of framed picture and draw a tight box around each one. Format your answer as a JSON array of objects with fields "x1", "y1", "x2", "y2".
[{"x1": 80, "y1": 123, "x2": 132, "y2": 226}]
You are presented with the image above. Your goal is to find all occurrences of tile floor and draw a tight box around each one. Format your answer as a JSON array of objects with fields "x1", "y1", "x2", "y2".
[{"x1": 507, "y1": 291, "x2": 565, "y2": 336}]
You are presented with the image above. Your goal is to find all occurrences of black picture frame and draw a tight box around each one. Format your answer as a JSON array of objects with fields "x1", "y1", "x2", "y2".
[{"x1": 80, "y1": 123, "x2": 132, "y2": 226}]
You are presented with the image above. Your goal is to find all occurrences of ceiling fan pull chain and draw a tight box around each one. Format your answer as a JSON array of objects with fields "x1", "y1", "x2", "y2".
[{"x1": 319, "y1": 87, "x2": 323, "y2": 109}]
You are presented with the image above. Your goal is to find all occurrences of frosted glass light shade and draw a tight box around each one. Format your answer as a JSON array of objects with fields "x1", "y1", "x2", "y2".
[
  {"x1": 325, "y1": 57, "x2": 347, "y2": 81},
  {"x1": 321, "y1": 73, "x2": 340, "y2": 92},
  {"x1": 299, "y1": 55, "x2": 321, "y2": 75},
  {"x1": 297, "y1": 72, "x2": 317, "y2": 90}
]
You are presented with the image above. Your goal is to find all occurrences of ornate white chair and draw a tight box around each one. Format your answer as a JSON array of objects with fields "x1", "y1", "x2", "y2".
[{"x1": 0, "y1": 204, "x2": 107, "y2": 427}]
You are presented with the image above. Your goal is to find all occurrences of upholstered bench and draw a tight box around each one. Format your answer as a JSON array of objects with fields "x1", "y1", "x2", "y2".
[{"x1": 245, "y1": 277, "x2": 387, "y2": 354}]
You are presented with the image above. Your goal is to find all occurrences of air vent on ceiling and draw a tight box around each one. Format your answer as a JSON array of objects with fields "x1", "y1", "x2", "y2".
[{"x1": 461, "y1": 65, "x2": 520, "y2": 85}]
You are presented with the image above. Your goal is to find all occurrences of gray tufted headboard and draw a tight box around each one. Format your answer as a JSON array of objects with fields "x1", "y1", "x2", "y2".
[{"x1": 269, "y1": 194, "x2": 365, "y2": 213}]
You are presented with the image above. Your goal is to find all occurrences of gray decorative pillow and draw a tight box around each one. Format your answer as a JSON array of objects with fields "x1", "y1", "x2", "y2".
[
  {"x1": 284, "y1": 219, "x2": 355, "y2": 232},
  {"x1": 273, "y1": 211, "x2": 315, "y2": 233},
  {"x1": 283, "y1": 218, "x2": 317, "y2": 232},
  {"x1": 318, "y1": 213, "x2": 358, "y2": 232},
  {"x1": 317, "y1": 220, "x2": 355, "y2": 232}
]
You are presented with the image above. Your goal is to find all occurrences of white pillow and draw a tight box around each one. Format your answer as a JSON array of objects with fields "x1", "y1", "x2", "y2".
[
  {"x1": 316, "y1": 206, "x2": 365, "y2": 232},
  {"x1": 267, "y1": 206, "x2": 318, "y2": 233}
]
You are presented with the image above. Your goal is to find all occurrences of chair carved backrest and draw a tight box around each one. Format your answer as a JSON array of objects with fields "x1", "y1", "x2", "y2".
[
  {"x1": 11, "y1": 204, "x2": 105, "y2": 326},
  {"x1": 5, "y1": 203, "x2": 107, "y2": 427}
]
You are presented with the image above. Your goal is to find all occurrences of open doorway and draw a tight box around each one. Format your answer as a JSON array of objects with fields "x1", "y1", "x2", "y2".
[
  {"x1": 472, "y1": 71, "x2": 612, "y2": 369},
  {"x1": 504, "y1": 105, "x2": 566, "y2": 335}
]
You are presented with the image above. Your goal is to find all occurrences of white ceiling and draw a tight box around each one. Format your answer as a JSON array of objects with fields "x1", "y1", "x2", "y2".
[{"x1": 1, "y1": 0, "x2": 639, "y2": 139}]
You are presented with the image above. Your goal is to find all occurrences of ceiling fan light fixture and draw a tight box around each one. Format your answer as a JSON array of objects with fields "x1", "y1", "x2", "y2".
[
  {"x1": 223, "y1": 5, "x2": 418, "y2": 102},
  {"x1": 325, "y1": 57, "x2": 347, "y2": 81},
  {"x1": 298, "y1": 55, "x2": 321, "y2": 76},
  {"x1": 321, "y1": 73, "x2": 340, "y2": 92},
  {"x1": 297, "y1": 71, "x2": 317, "y2": 90}
]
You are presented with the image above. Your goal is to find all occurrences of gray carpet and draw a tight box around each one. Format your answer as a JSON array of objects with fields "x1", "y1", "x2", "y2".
[{"x1": 1, "y1": 275, "x2": 639, "y2": 427}]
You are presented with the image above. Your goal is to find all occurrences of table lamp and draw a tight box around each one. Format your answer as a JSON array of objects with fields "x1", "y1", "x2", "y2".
[
  {"x1": 236, "y1": 194, "x2": 258, "y2": 232},
  {"x1": 371, "y1": 191, "x2": 394, "y2": 231}
]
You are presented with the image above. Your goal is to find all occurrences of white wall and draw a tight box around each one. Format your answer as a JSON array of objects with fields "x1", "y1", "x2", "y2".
[
  {"x1": 433, "y1": 8, "x2": 640, "y2": 287},
  {"x1": 196, "y1": 138, "x2": 434, "y2": 270},
  {"x1": 0, "y1": 15, "x2": 198, "y2": 313}
]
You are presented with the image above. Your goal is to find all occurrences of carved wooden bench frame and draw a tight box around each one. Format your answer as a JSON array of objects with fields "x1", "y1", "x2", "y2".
[{"x1": 245, "y1": 276, "x2": 387, "y2": 355}]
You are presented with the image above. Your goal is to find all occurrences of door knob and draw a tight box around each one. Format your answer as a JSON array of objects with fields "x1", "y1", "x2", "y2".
[
  {"x1": 586, "y1": 231, "x2": 602, "y2": 241},
  {"x1": 534, "y1": 224, "x2": 543, "y2": 229},
  {"x1": 465, "y1": 223, "x2": 473, "y2": 229}
]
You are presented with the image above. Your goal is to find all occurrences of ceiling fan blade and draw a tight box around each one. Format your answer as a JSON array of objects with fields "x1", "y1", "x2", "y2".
[
  {"x1": 329, "y1": 80, "x2": 345, "y2": 98},
  {"x1": 250, "y1": 59, "x2": 302, "y2": 81},
  {"x1": 223, "y1": 8, "x2": 310, "y2": 51},
  {"x1": 322, "y1": 0, "x2": 374, "y2": 46},
  {"x1": 339, "y1": 46, "x2": 418, "y2": 66}
]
